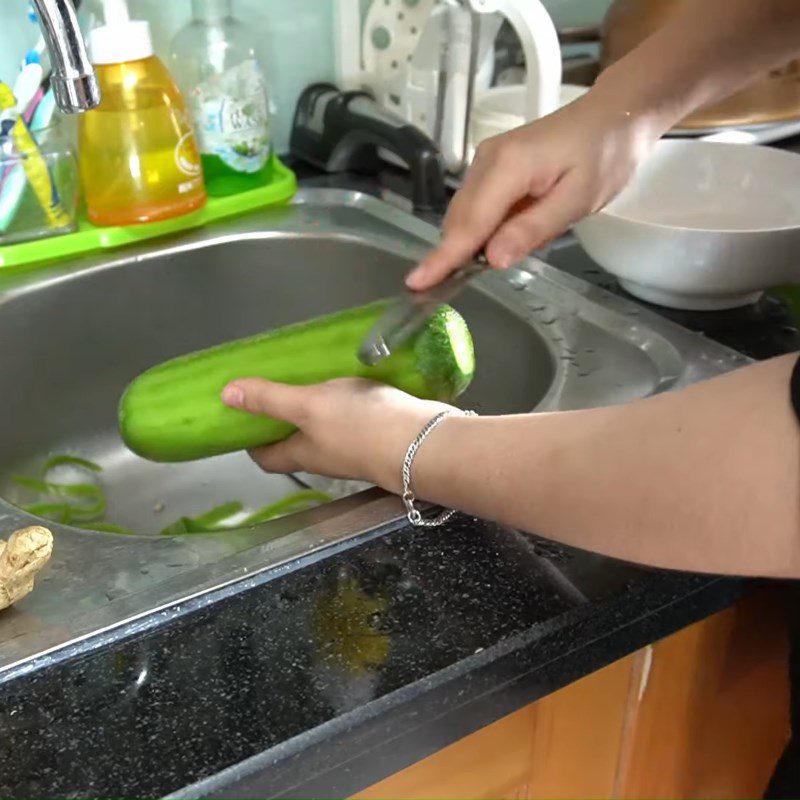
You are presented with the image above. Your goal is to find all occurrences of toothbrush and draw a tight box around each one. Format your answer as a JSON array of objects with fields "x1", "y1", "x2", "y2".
[
  {"x1": 22, "y1": 86, "x2": 44, "y2": 125},
  {"x1": 4, "y1": 3, "x2": 46, "y2": 140},
  {"x1": 12, "y1": 56, "x2": 43, "y2": 118},
  {"x1": 0, "y1": 165, "x2": 28, "y2": 233},
  {"x1": 1, "y1": 85, "x2": 52, "y2": 175},
  {"x1": 29, "y1": 88, "x2": 55, "y2": 133},
  {"x1": 0, "y1": 4, "x2": 63, "y2": 234},
  {"x1": 0, "y1": 87, "x2": 54, "y2": 202},
  {"x1": 0, "y1": 82, "x2": 70, "y2": 231}
]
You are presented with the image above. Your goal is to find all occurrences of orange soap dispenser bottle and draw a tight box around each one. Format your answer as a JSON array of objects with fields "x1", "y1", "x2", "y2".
[{"x1": 79, "y1": 0, "x2": 206, "y2": 226}]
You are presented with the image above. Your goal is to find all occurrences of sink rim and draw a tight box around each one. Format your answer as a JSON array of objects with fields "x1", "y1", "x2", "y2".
[
  {"x1": 0, "y1": 206, "x2": 570, "y2": 542},
  {"x1": 0, "y1": 187, "x2": 752, "y2": 677}
]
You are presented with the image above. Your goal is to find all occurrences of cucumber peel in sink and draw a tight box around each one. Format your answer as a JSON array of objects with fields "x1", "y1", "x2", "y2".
[
  {"x1": 13, "y1": 454, "x2": 333, "y2": 535},
  {"x1": 157, "y1": 490, "x2": 333, "y2": 535},
  {"x1": 118, "y1": 301, "x2": 475, "y2": 463},
  {"x1": 13, "y1": 455, "x2": 107, "y2": 525}
]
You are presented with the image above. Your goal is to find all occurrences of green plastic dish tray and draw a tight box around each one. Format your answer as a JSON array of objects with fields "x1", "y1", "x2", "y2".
[{"x1": 0, "y1": 155, "x2": 297, "y2": 274}]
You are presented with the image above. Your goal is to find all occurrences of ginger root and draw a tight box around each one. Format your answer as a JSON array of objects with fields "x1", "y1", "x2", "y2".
[{"x1": 0, "y1": 526, "x2": 53, "y2": 611}]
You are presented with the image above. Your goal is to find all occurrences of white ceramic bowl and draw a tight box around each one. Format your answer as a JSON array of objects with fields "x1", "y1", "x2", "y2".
[{"x1": 574, "y1": 139, "x2": 800, "y2": 310}]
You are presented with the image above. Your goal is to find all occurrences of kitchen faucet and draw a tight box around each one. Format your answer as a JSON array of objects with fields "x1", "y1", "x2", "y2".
[{"x1": 31, "y1": 0, "x2": 100, "y2": 112}]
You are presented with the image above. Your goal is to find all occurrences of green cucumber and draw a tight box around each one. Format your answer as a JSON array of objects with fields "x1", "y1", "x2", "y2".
[{"x1": 119, "y1": 301, "x2": 475, "y2": 463}]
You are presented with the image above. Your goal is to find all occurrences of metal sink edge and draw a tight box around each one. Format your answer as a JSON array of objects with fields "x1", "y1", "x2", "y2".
[{"x1": 0, "y1": 188, "x2": 751, "y2": 674}]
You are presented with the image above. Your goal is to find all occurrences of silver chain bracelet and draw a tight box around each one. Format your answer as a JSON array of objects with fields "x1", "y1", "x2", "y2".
[{"x1": 401, "y1": 409, "x2": 477, "y2": 528}]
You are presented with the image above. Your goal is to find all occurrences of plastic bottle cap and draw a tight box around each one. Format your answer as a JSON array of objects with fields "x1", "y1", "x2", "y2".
[{"x1": 89, "y1": 19, "x2": 154, "y2": 65}]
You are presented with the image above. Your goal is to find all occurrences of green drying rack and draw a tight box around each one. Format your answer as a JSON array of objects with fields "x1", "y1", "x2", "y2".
[{"x1": 0, "y1": 155, "x2": 297, "y2": 275}]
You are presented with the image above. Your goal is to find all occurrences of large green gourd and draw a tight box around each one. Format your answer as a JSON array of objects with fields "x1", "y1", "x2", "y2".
[{"x1": 119, "y1": 301, "x2": 475, "y2": 463}]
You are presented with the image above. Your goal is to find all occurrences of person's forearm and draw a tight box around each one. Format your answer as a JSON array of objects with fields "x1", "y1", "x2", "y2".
[
  {"x1": 413, "y1": 355, "x2": 800, "y2": 578},
  {"x1": 594, "y1": 0, "x2": 800, "y2": 132}
]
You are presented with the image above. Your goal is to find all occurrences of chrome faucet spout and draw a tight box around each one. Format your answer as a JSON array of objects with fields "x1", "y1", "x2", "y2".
[{"x1": 31, "y1": 0, "x2": 100, "y2": 113}]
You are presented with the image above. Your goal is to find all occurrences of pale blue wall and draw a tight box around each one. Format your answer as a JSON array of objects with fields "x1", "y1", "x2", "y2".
[
  {"x1": 0, "y1": 0, "x2": 336, "y2": 152},
  {"x1": 131, "y1": 0, "x2": 337, "y2": 151},
  {"x1": 544, "y1": 0, "x2": 613, "y2": 27},
  {"x1": 0, "y1": 0, "x2": 611, "y2": 151},
  {"x1": 0, "y1": 8, "x2": 39, "y2": 80}
]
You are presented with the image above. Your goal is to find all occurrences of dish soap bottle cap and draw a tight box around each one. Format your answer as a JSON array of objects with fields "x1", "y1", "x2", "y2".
[{"x1": 89, "y1": 0, "x2": 154, "y2": 65}]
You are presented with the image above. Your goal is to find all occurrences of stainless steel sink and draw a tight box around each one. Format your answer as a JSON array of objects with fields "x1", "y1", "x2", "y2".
[
  {"x1": 0, "y1": 188, "x2": 749, "y2": 672},
  {"x1": 0, "y1": 232, "x2": 557, "y2": 536}
]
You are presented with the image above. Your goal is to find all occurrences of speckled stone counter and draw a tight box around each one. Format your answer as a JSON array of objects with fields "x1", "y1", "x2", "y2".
[
  {"x1": 0, "y1": 516, "x2": 741, "y2": 799},
  {"x1": 0, "y1": 165, "x2": 792, "y2": 799}
]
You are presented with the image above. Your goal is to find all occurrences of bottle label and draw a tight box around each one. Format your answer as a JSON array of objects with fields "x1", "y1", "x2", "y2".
[
  {"x1": 192, "y1": 59, "x2": 271, "y2": 174},
  {"x1": 174, "y1": 129, "x2": 203, "y2": 177}
]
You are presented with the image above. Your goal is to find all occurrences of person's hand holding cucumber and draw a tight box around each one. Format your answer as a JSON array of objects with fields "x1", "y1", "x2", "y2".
[{"x1": 218, "y1": 0, "x2": 800, "y2": 582}]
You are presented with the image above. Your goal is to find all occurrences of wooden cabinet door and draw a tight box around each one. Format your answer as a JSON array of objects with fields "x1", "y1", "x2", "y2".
[
  {"x1": 355, "y1": 589, "x2": 791, "y2": 800},
  {"x1": 526, "y1": 653, "x2": 636, "y2": 799},
  {"x1": 352, "y1": 703, "x2": 537, "y2": 800},
  {"x1": 617, "y1": 588, "x2": 791, "y2": 799},
  {"x1": 355, "y1": 654, "x2": 637, "y2": 800}
]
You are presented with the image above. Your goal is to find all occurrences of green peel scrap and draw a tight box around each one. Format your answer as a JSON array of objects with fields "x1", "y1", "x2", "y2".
[
  {"x1": 13, "y1": 454, "x2": 332, "y2": 537},
  {"x1": 14, "y1": 455, "x2": 106, "y2": 524}
]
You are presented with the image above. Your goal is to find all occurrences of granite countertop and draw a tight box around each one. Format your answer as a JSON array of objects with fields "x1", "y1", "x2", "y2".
[{"x1": 0, "y1": 163, "x2": 796, "y2": 799}]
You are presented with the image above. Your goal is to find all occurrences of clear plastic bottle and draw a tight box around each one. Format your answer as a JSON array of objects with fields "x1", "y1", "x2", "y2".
[
  {"x1": 79, "y1": 1, "x2": 206, "y2": 226},
  {"x1": 169, "y1": 0, "x2": 273, "y2": 197}
]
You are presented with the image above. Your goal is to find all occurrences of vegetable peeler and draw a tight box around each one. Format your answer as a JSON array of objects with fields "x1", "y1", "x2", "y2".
[{"x1": 357, "y1": 253, "x2": 489, "y2": 366}]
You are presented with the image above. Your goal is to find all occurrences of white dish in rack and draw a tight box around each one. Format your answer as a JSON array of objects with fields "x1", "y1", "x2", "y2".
[{"x1": 573, "y1": 139, "x2": 800, "y2": 310}]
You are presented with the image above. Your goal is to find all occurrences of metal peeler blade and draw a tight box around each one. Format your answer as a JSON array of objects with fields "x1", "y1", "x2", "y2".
[{"x1": 357, "y1": 253, "x2": 488, "y2": 366}]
